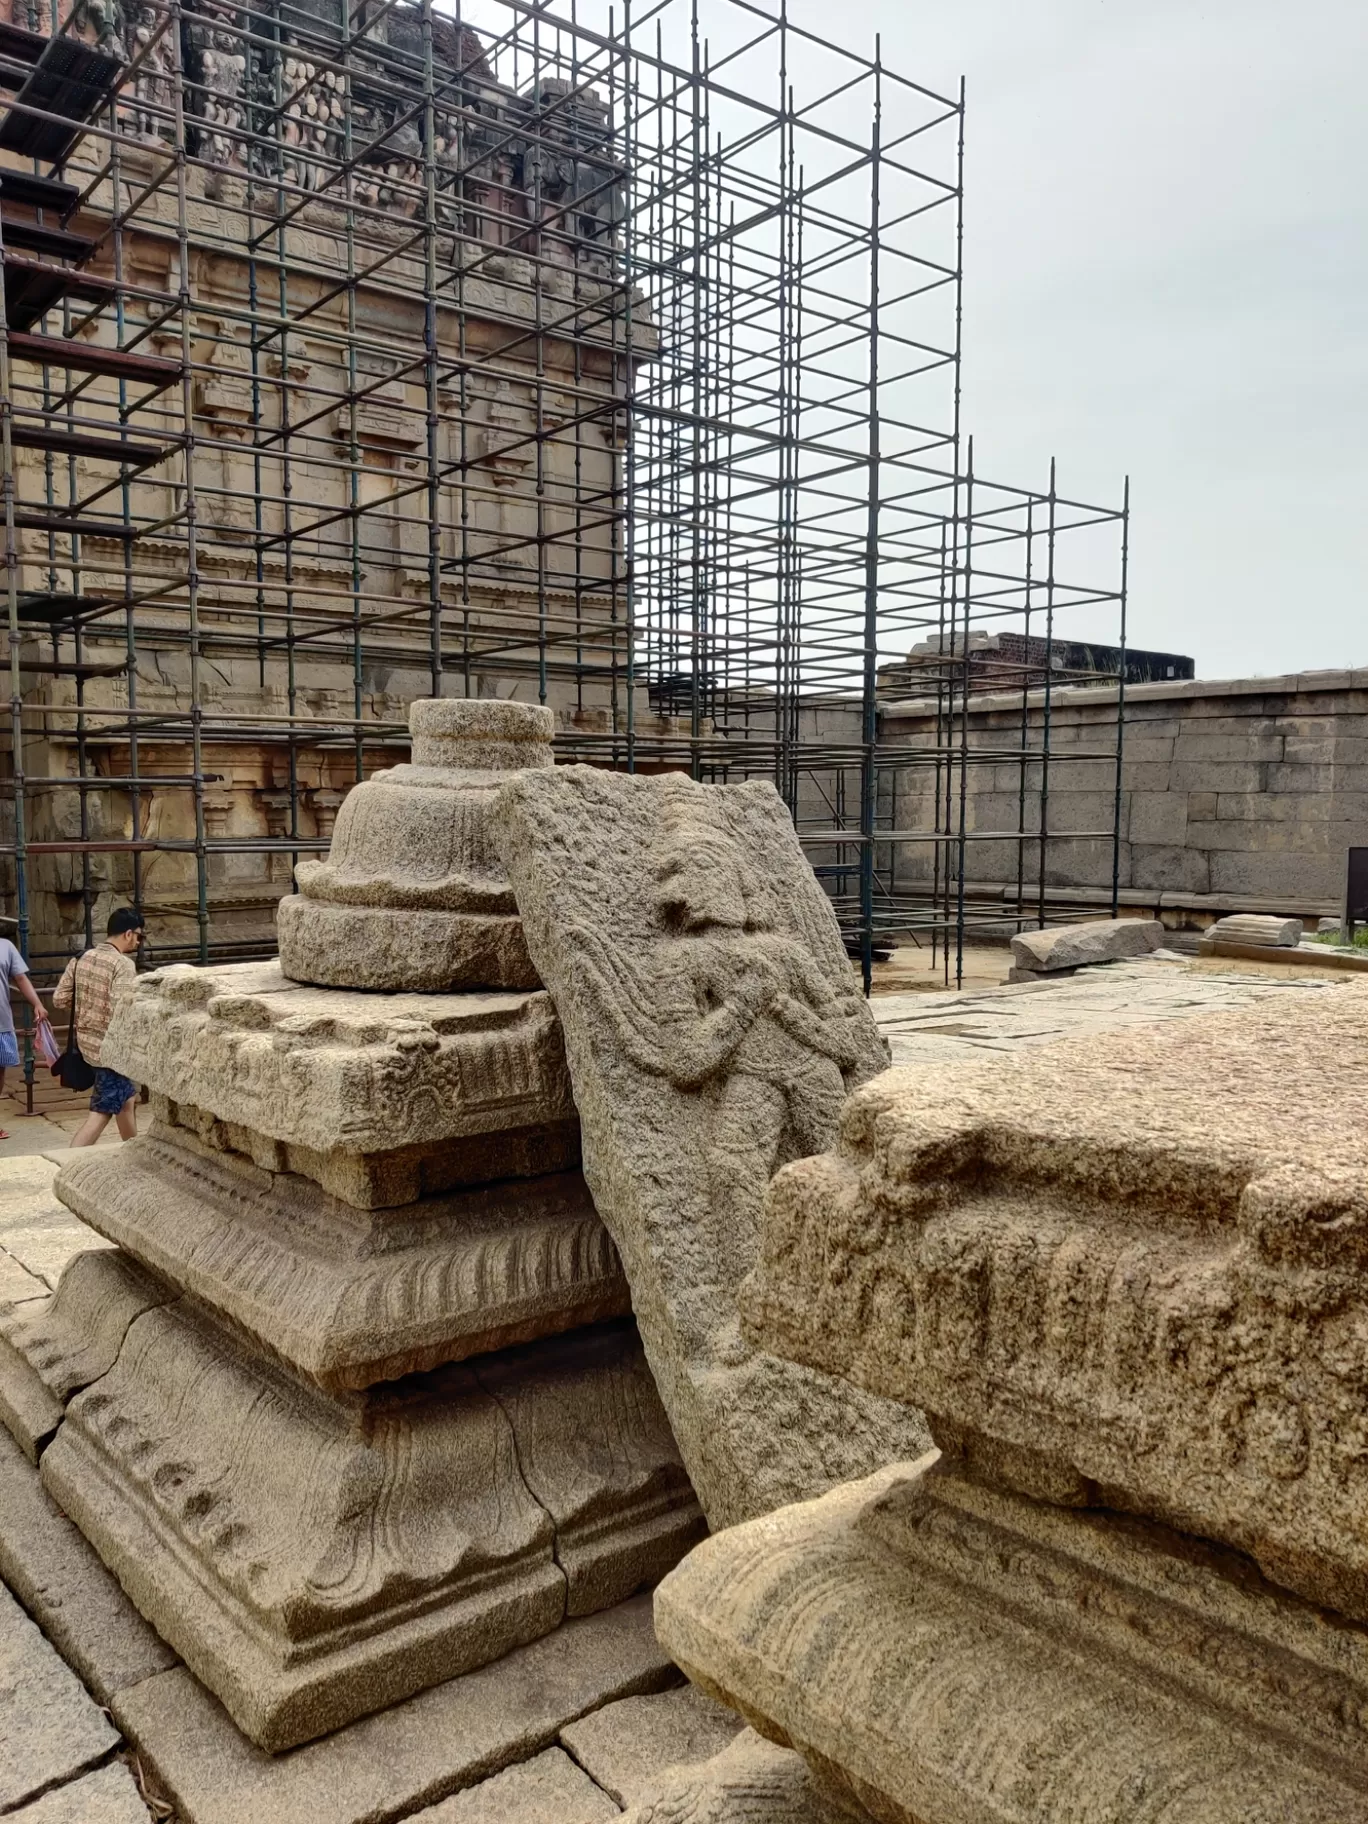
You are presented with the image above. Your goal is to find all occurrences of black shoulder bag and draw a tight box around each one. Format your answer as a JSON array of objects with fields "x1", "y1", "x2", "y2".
[{"x1": 53, "y1": 956, "x2": 97, "y2": 1092}]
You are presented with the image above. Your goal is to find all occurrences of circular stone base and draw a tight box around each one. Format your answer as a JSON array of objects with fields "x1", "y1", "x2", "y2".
[{"x1": 276, "y1": 895, "x2": 540, "y2": 991}]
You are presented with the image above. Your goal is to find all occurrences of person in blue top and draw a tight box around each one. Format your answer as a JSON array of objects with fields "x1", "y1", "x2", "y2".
[{"x1": 0, "y1": 934, "x2": 53, "y2": 1141}]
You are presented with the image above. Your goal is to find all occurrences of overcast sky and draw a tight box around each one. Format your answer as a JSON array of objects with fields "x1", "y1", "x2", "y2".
[
  {"x1": 786, "y1": 0, "x2": 1368, "y2": 681},
  {"x1": 463, "y1": 0, "x2": 1366, "y2": 682}
]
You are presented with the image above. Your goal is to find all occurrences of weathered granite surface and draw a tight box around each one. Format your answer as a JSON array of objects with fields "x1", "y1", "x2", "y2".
[
  {"x1": 1204, "y1": 912, "x2": 1303, "y2": 948},
  {"x1": 5, "y1": 1760, "x2": 151, "y2": 1824},
  {"x1": 559, "y1": 1684, "x2": 743, "y2": 1806},
  {"x1": 654, "y1": 1462, "x2": 1368, "y2": 1824},
  {"x1": 412, "y1": 1748, "x2": 617, "y2": 1822},
  {"x1": 56, "y1": 1127, "x2": 626, "y2": 1389},
  {"x1": 498, "y1": 766, "x2": 929, "y2": 1529},
  {"x1": 98, "y1": 961, "x2": 576, "y2": 1178},
  {"x1": 0, "y1": 1577, "x2": 120, "y2": 1810},
  {"x1": 1009, "y1": 915, "x2": 1162, "y2": 973},
  {"x1": 278, "y1": 699, "x2": 554, "y2": 993},
  {"x1": 112, "y1": 1594, "x2": 676, "y2": 1824},
  {"x1": 619, "y1": 1729, "x2": 850, "y2": 1824},
  {"x1": 744, "y1": 989, "x2": 1368, "y2": 1620},
  {"x1": 43, "y1": 1306, "x2": 700, "y2": 1749},
  {"x1": 0, "y1": 1423, "x2": 178, "y2": 1702},
  {"x1": 0, "y1": 1249, "x2": 169, "y2": 1459}
]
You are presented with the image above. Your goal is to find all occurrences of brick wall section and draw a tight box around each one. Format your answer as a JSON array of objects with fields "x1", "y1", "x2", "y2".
[{"x1": 878, "y1": 669, "x2": 1368, "y2": 918}]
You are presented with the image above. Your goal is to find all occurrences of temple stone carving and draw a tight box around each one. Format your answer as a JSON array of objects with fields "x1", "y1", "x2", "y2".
[
  {"x1": 13, "y1": 701, "x2": 705, "y2": 1753},
  {"x1": 653, "y1": 995, "x2": 1368, "y2": 1821},
  {"x1": 276, "y1": 698, "x2": 550, "y2": 992},
  {"x1": 497, "y1": 765, "x2": 931, "y2": 1530}
]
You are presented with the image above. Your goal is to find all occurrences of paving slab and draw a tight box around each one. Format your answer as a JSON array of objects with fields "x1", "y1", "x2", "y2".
[
  {"x1": 560, "y1": 1684, "x2": 743, "y2": 1805},
  {"x1": 0, "y1": 1248, "x2": 47, "y2": 1308},
  {"x1": 411, "y1": 1748, "x2": 616, "y2": 1822},
  {"x1": 112, "y1": 1593, "x2": 678, "y2": 1824},
  {"x1": 0, "y1": 1426, "x2": 178, "y2": 1701},
  {"x1": 0, "y1": 1214, "x2": 114, "y2": 1290},
  {"x1": 6, "y1": 1758, "x2": 152, "y2": 1823},
  {"x1": 0, "y1": 1576, "x2": 120, "y2": 1810}
]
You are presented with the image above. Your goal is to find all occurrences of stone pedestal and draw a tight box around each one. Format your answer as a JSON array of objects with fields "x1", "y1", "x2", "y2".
[
  {"x1": 7, "y1": 700, "x2": 705, "y2": 1753},
  {"x1": 653, "y1": 992, "x2": 1368, "y2": 1820},
  {"x1": 276, "y1": 698, "x2": 553, "y2": 991}
]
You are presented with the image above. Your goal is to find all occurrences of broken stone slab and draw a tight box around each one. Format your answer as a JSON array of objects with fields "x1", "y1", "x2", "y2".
[
  {"x1": 1201, "y1": 913, "x2": 1304, "y2": 950},
  {"x1": 498, "y1": 765, "x2": 930, "y2": 1530},
  {"x1": 111, "y1": 1593, "x2": 676, "y2": 1824},
  {"x1": 0, "y1": 1577, "x2": 121, "y2": 1810},
  {"x1": 43, "y1": 1302, "x2": 701, "y2": 1749},
  {"x1": 0, "y1": 1423, "x2": 178, "y2": 1701},
  {"x1": 1009, "y1": 915, "x2": 1163, "y2": 973},
  {"x1": 559, "y1": 1684, "x2": 743, "y2": 1806},
  {"x1": 744, "y1": 990, "x2": 1368, "y2": 1620},
  {"x1": 0, "y1": 1248, "x2": 47, "y2": 1309},
  {"x1": 98, "y1": 960, "x2": 577, "y2": 1189},
  {"x1": 277, "y1": 698, "x2": 553, "y2": 992},
  {"x1": 56, "y1": 1126, "x2": 626, "y2": 1390},
  {"x1": 5, "y1": 1760, "x2": 152, "y2": 1824},
  {"x1": 0, "y1": 1248, "x2": 169, "y2": 1460},
  {"x1": 412, "y1": 1747, "x2": 617, "y2": 1822},
  {"x1": 618, "y1": 1729, "x2": 851, "y2": 1824},
  {"x1": 653, "y1": 1461, "x2": 1368, "y2": 1824}
]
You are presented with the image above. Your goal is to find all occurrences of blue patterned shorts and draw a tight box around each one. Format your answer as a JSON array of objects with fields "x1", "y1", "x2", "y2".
[{"x1": 90, "y1": 1068, "x2": 137, "y2": 1116}]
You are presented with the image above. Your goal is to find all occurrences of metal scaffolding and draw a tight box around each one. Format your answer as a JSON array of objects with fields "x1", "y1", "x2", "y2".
[{"x1": 0, "y1": 0, "x2": 1129, "y2": 1042}]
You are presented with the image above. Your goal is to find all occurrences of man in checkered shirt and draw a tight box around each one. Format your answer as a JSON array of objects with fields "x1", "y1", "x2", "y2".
[{"x1": 52, "y1": 907, "x2": 146, "y2": 1147}]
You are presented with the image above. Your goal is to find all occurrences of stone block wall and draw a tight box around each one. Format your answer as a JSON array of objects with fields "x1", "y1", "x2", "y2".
[{"x1": 878, "y1": 669, "x2": 1368, "y2": 920}]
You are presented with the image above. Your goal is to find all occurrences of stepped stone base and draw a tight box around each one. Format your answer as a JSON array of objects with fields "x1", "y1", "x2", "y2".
[
  {"x1": 654, "y1": 1458, "x2": 1368, "y2": 1824},
  {"x1": 56, "y1": 1129, "x2": 627, "y2": 1391},
  {"x1": 43, "y1": 1304, "x2": 703, "y2": 1750}
]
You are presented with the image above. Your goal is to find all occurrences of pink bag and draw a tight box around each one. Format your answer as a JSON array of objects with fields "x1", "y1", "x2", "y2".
[{"x1": 32, "y1": 1020, "x2": 59, "y2": 1068}]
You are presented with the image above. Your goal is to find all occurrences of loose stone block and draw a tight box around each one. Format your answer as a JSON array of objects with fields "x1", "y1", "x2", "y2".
[
  {"x1": 111, "y1": 1594, "x2": 677, "y2": 1824},
  {"x1": 5, "y1": 1759, "x2": 152, "y2": 1824},
  {"x1": 0, "y1": 1249, "x2": 169, "y2": 1460},
  {"x1": 0, "y1": 1423, "x2": 178, "y2": 1701},
  {"x1": 653, "y1": 1462, "x2": 1368, "y2": 1824},
  {"x1": 498, "y1": 765, "x2": 929, "y2": 1529},
  {"x1": 56, "y1": 1127, "x2": 626, "y2": 1389},
  {"x1": 413, "y1": 1748, "x2": 617, "y2": 1822},
  {"x1": 277, "y1": 698, "x2": 553, "y2": 992},
  {"x1": 559, "y1": 1684, "x2": 744, "y2": 1806},
  {"x1": 43, "y1": 1303, "x2": 701, "y2": 1749},
  {"x1": 98, "y1": 960, "x2": 577, "y2": 1177},
  {"x1": 619, "y1": 1729, "x2": 849, "y2": 1824},
  {"x1": 1203, "y1": 912, "x2": 1303, "y2": 948},
  {"x1": 1009, "y1": 915, "x2": 1162, "y2": 972},
  {"x1": 745, "y1": 991, "x2": 1368, "y2": 1620},
  {"x1": 0, "y1": 1578, "x2": 120, "y2": 1810}
]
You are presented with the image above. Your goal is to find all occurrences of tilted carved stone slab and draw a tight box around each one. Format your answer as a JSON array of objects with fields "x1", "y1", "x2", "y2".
[
  {"x1": 497, "y1": 766, "x2": 929, "y2": 1529},
  {"x1": 55, "y1": 1127, "x2": 628, "y2": 1391},
  {"x1": 277, "y1": 698, "x2": 554, "y2": 992},
  {"x1": 42, "y1": 1305, "x2": 703, "y2": 1751},
  {"x1": 745, "y1": 992, "x2": 1368, "y2": 1620},
  {"x1": 99, "y1": 959, "x2": 577, "y2": 1183},
  {"x1": 654, "y1": 1461, "x2": 1368, "y2": 1824},
  {"x1": 0, "y1": 1249, "x2": 170, "y2": 1461}
]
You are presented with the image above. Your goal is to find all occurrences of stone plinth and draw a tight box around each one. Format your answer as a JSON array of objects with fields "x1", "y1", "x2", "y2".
[
  {"x1": 44, "y1": 1309, "x2": 699, "y2": 1751},
  {"x1": 654, "y1": 1462, "x2": 1368, "y2": 1824},
  {"x1": 745, "y1": 991, "x2": 1368, "y2": 1619},
  {"x1": 498, "y1": 766, "x2": 930, "y2": 1530},
  {"x1": 99, "y1": 960, "x2": 578, "y2": 1207},
  {"x1": 27, "y1": 901, "x2": 704, "y2": 1749},
  {"x1": 56, "y1": 1127, "x2": 626, "y2": 1391},
  {"x1": 276, "y1": 699, "x2": 554, "y2": 992}
]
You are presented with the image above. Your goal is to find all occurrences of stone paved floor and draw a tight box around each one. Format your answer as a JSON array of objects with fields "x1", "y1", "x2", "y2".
[{"x1": 0, "y1": 954, "x2": 1344, "y2": 1823}]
